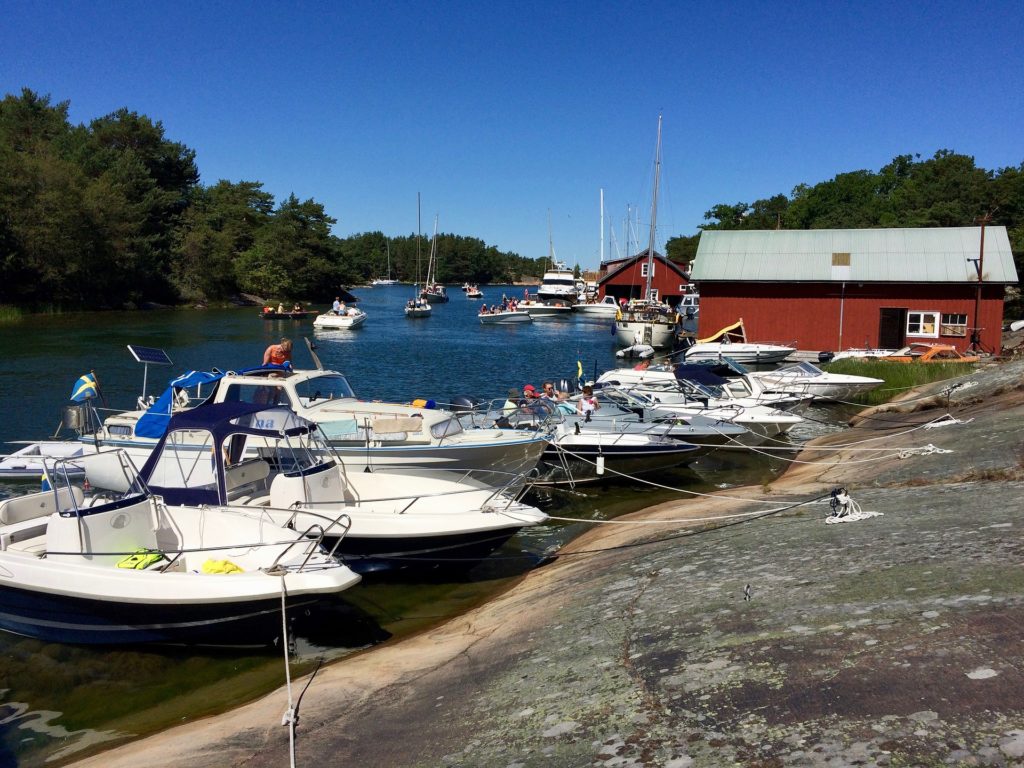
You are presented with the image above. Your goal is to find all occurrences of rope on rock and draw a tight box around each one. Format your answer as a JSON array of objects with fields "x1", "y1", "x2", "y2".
[{"x1": 825, "y1": 487, "x2": 882, "y2": 524}]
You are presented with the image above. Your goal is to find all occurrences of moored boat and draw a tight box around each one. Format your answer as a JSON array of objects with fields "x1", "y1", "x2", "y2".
[
  {"x1": 313, "y1": 308, "x2": 367, "y2": 329},
  {"x1": 0, "y1": 453, "x2": 360, "y2": 645},
  {"x1": 479, "y1": 309, "x2": 532, "y2": 324}
]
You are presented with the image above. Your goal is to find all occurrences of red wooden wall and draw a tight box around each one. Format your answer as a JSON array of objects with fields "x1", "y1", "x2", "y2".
[{"x1": 697, "y1": 282, "x2": 1006, "y2": 353}]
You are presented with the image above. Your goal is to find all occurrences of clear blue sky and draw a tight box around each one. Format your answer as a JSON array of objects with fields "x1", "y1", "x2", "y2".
[{"x1": 3, "y1": 0, "x2": 1022, "y2": 269}]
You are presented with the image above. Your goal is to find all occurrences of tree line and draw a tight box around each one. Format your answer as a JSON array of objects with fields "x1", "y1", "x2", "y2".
[
  {"x1": 0, "y1": 89, "x2": 547, "y2": 310},
  {"x1": 3, "y1": 89, "x2": 1021, "y2": 312}
]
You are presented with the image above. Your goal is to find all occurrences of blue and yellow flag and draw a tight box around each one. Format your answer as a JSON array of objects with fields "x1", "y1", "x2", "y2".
[
  {"x1": 70, "y1": 373, "x2": 98, "y2": 402},
  {"x1": 576, "y1": 359, "x2": 585, "y2": 389}
]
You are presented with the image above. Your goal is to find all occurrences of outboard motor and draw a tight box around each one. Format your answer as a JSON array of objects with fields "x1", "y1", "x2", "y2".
[{"x1": 818, "y1": 351, "x2": 835, "y2": 364}]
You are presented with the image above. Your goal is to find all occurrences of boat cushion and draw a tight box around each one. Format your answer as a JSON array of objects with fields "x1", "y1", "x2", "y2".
[{"x1": 0, "y1": 486, "x2": 84, "y2": 526}]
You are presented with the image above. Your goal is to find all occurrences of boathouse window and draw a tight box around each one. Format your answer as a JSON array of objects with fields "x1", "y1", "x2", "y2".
[
  {"x1": 640, "y1": 263, "x2": 654, "y2": 278},
  {"x1": 906, "y1": 311, "x2": 940, "y2": 338},
  {"x1": 940, "y1": 313, "x2": 968, "y2": 337}
]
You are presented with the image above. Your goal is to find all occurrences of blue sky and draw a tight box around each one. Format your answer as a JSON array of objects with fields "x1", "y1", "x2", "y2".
[{"x1": 3, "y1": 0, "x2": 1022, "y2": 269}]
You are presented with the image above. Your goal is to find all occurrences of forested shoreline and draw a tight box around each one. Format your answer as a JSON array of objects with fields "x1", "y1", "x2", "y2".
[{"x1": 2, "y1": 88, "x2": 1021, "y2": 314}]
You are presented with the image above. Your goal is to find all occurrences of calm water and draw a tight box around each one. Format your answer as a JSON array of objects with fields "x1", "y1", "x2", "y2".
[{"x1": 0, "y1": 286, "x2": 823, "y2": 766}]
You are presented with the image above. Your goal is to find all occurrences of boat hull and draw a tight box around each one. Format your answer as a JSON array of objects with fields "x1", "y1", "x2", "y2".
[
  {"x1": 0, "y1": 581, "x2": 323, "y2": 645},
  {"x1": 536, "y1": 440, "x2": 698, "y2": 484},
  {"x1": 614, "y1": 320, "x2": 677, "y2": 349},
  {"x1": 313, "y1": 313, "x2": 367, "y2": 329},
  {"x1": 480, "y1": 312, "x2": 532, "y2": 324}
]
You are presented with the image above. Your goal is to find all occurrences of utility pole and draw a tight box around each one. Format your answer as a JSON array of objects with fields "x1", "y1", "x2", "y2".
[{"x1": 968, "y1": 212, "x2": 992, "y2": 352}]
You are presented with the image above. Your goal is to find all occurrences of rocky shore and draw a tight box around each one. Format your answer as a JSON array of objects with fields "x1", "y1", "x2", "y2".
[{"x1": 72, "y1": 357, "x2": 1024, "y2": 768}]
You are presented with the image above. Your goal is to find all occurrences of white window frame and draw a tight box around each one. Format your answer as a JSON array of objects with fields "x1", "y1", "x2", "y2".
[
  {"x1": 940, "y1": 313, "x2": 968, "y2": 337},
  {"x1": 906, "y1": 310, "x2": 940, "y2": 338},
  {"x1": 646, "y1": 288, "x2": 660, "y2": 302},
  {"x1": 640, "y1": 262, "x2": 654, "y2": 278}
]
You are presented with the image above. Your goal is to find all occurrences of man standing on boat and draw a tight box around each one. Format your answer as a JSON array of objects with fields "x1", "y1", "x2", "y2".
[{"x1": 332, "y1": 297, "x2": 342, "y2": 315}]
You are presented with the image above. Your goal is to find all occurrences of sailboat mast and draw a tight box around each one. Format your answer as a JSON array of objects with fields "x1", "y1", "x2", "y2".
[
  {"x1": 547, "y1": 209, "x2": 555, "y2": 267},
  {"x1": 644, "y1": 115, "x2": 662, "y2": 301},
  {"x1": 599, "y1": 188, "x2": 605, "y2": 265},
  {"x1": 416, "y1": 193, "x2": 422, "y2": 290}
]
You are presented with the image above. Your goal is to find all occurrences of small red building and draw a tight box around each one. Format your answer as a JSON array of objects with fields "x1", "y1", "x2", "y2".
[
  {"x1": 691, "y1": 227, "x2": 1018, "y2": 354},
  {"x1": 597, "y1": 249, "x2": 692, "y2": 305}
]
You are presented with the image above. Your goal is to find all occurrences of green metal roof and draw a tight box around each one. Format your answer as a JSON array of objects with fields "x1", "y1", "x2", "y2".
[{"x1": 691, "y1": 227, "x2": 1018, "y2": 284}]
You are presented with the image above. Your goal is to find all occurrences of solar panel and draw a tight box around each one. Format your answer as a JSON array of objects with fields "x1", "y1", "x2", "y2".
[{"x1": 127, "y1": 345, "x2": 173, "y2": 366}]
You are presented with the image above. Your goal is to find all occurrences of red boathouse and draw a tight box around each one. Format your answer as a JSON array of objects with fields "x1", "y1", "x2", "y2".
[{"x1": 690, "y1": 227, "x2": 1018, "y2": 354}]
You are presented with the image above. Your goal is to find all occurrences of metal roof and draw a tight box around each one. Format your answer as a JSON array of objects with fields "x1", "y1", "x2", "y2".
[{"x1": 691, "y1": 227, "x2": 1018, "y2": 284}]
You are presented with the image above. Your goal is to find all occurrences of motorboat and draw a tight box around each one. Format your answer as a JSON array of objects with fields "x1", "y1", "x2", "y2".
[
  {"x1": 69, "y1": 365, "x2": 550, "y2": 478},
  {"x1": 489, "y1": 400, "x2": 703, "y2": 484},
  {"x1": 0, "y1": 451, "x2": 360, "y2": 645},
  {"x1": 597, "y1": 361, "x2": 809, "y2": 411},
  {"x1": 479, "y1": 309, "x2": 532, "y2": 325},
  {"x1": 134, "y1": 402, "x2": 549, "y2": 574},
  {"x1": 677, "y1": 292, "x2": 700, "y2": 318},
  {"x1": 751, "y1": 361, "x2": 884, "y2": 401},
  {"x1": 313, "y1": 308, "x2": 367, "y2": 329},
  {"x1": 829, "y1": 347, "x2": 900, "y2": 362},
  {"x1": 593, "y1": 372, "x2": 804, "y2": 444},
  {"x1": 572, "y1": 295, "x2": 620, "y2": 317},
  {"x1": 0, "y1": 441, "x2": 87, "y2": 480},
  {"x1": 536, "y1": 261, "x2": 579, "y2": 304},
  {"x1": 680, "y1": 319, "x2": 794, "y2": 365},
  {"x1": 519, "y1": 298, "x2": 572, "y2": 318},
  {"x1": 404, "y1": 297, "x2": 432, "y2": 318},
  {"x1": 615, "y1": 343, "x2": 656, "y2": 360},
  {"x1": 465, "y1": 285, "x2": 483, "y2": 299}
]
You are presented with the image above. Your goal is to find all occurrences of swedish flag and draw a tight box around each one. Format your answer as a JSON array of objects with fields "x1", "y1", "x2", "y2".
[
  {"x1": 70, "y1": 373, "x2": 98, "y2": 402},
  {"x1": 576, "y1": 359, "x2": 584, "y2": 389}
]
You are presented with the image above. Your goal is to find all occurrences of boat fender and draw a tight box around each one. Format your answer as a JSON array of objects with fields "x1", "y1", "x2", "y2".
[{"x1": 596, "y1": 455, "x2": 605, "y2": 475}]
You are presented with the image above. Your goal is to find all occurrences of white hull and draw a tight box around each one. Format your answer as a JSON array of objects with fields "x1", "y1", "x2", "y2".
[
  {"x1": 614, "y1": 320, "x2": 676, "y2": 349},
  {"x1": 480, "y1": 311, "x2": 532, "y2": 324},
  {"x1": 682, "y1": 343, "x2": 793, "y2": 365},
  {"x1": 521, "y1": 302, "x2": 572, "y2": 318},
  {"x1": 752, "y1": 363, "x2": 883, "y2": 401},
  {"x1": 573, "y1": 299, "x2": 619, "y2": 317},
  {"x1": 313, "y1": 311, "x2": 367, "y2": 329},
  {"x1": 0, "y1": 442, "x2": 87, "y2": 479}
]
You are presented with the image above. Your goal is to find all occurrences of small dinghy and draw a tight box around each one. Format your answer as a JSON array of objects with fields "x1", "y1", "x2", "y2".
[{"x1": 615, "y1": 343, "x2": 655, "y2": 360}]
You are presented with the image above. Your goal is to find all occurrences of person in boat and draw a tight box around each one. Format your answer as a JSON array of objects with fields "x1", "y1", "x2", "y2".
[
  {"x1": 539, "y1": 381, "x2": 558, "y2": 400},
  {"x1": 633, "y1": 359, "x2": 651, "y2": 371},
  {"x1": 292, "y1": 302, "x2": 302, "y2": 312},
  {"x1": 262, "y1": 337, "x2": 292, "y2": 366},
  {"x1": 577, "y1": 384, "x2": 599, "y2": 421},
  {"x1": 522, "y1": 384, "x2": 538, "y2": 399},
  {"x1": 346, "y1": 306, "x2": 358, "y2": 316},
  {"x1": 277, "y1": 302, "x2": 285, "y2": 314},
  {"x1": 332, "y1": 297, "x2": 342, "y2": 314},
  {"x1": 479, "y1": 305, "x2": 489, "y2": 315}
]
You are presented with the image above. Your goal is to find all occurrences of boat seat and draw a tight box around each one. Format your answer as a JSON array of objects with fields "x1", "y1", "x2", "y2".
[
  {"x1": 0, "y1": 518, "x2": 49, "y2": 552},
  {"x1": 5, "y1": 533, "x2": 47, "y2": 555},
  {"x1": 0, "y1": 486, "x2": 84, "y2": 526},
  {"x1": 224, "y1": 458, "x2": 271, "y2": 495}
]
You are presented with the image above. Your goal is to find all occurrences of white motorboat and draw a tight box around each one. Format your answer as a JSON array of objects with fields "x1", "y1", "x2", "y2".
[
  {"x1": 479, "y1": 309, "x2": 532, "y2": 324},
  {"x1": 536, "y1": 262, "x2": 579, "y2": 304},
  {"x1": 0, "y1": 452, "x2": 360, "y2": 645},
  {"x1": 829, "y1": 347, "x2": 900, "y2": 362},
  {"x1": 313, "y1": 308, "x2": 367, "y2": 329},
  {"x1": 680, "y1": 319, "x2": 794, "y2": 365},
  {"x1": 593, "y1": 370, "x2": 804, "y2": 443},
  {"x1": 0, "y1": 441, "x2": 87, "y2": 480},
  {"x1": 465, "y1": 285, "x2": 483, "y2": 299},
  {"x1": 70, "y1": 365, "x2": 549, "y2": 478},
  {"x1": 751, "y1": 361, "x2": 884, "y2": 401},
  {"x1": 494, "y1": 400, "x2": 703, "y2": 484},
  {"x1": 135, "y1": 402, "x2": 549, "y2": 574},
  {"x1": 519, "y1": 299, "x2": 572, "y2": 318},
  {"x1": 573, "y1": 295, "x2": 620, "y2": 317}
]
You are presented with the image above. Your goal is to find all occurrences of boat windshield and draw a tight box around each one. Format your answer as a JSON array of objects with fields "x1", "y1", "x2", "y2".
[{"x1": 293, "y1": 374, "x2": 356, "y2": 404}]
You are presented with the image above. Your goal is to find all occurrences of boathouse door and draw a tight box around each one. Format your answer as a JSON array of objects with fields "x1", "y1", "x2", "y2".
[{"x1": 878, "y1": 308, "x2": 906, "y2": 349}]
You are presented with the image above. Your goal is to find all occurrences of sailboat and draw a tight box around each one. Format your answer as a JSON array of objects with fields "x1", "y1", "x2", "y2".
[
  {"x1": 371, "y1": 239, "x2": 399, "y2": 285},
  {"x1": 405, "y1": 195, "x2": 432, "y2": 318},
  {"x1": 420, "y1": 216, "x2": 449, "y2": 303},
  {"x1": 613, "y1": 115, "x2": 678, "y2": 353}
]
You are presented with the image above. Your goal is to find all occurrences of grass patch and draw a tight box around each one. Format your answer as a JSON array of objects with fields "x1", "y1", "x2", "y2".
[
  {"x1": 0, "y1": 305, "x2": 23, "y2": 322},
  {"x1": 823, "y1": 359, "x2": 977, "y2": 406}
]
